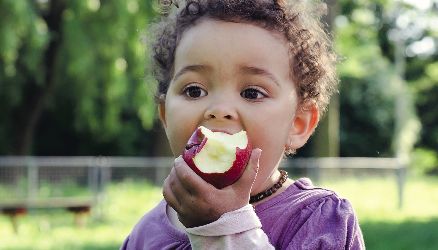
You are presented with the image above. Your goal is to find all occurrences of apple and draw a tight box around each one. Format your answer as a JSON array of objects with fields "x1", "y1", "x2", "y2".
[{"x1": 182, "y1": 126, "x2": 252, "y2": 189}]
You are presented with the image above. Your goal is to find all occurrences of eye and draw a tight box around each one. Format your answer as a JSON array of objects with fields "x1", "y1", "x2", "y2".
[
  {"x1": 241, "y1": 87, "x2": 267, "y2": 100},
  {"x1": 183, "y1": 84, "x2": 207, "y2": 99}
]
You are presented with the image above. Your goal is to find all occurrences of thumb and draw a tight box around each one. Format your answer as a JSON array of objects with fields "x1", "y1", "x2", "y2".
[{"x1": 232, "y1": 148, "x2": 262, "y2": 195}]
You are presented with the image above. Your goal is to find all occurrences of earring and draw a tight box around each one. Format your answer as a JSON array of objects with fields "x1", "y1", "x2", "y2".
[{"x1": 284, "y1": 145, "x2": 296, "y2": 158}]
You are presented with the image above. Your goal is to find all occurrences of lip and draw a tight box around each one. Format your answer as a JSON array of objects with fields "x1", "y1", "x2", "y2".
[{"x1": 209, "y1": 128, "x2": 236, "y2": 135}]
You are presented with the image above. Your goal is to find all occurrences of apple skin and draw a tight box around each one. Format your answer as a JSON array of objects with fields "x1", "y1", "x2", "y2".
[{"x1": 182, "y1": 127, "x2": 252, "y2": 189}]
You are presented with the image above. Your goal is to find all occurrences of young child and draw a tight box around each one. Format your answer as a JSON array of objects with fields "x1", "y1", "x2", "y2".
[{"x1": 122, "y1": 0, "x2": 365, "y2": 249}]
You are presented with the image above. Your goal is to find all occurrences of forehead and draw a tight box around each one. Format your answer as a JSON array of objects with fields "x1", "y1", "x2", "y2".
[{"x1": 174, "y1": 19, "x2": 291, "y2": 79}]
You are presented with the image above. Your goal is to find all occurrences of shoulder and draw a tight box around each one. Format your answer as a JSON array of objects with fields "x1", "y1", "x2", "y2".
[
  {"x1": 293, "y1": 179, "x2": 360, "y2": 226},
  {"x1": 256, "y1": 178, "x2": 364, "y2": 249},
  {"x1": 287, "y1": 188, "x2": 365, "y2": 250},
  {"x1": 293, "y1": 178, "x2": 357, "y2": 216},
  {"x1": 255, "y1": 178, "x2": 340, "y2": 217}
]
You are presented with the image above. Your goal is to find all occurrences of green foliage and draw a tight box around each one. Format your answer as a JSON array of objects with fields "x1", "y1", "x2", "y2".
[
  {"x1": 59, "y1": 0, "x2": 156, "y2": 138},
  {"x1": 0, "y1": 0, "x2": 49, "y2": 153},
  {"x1": 335, "y1": 1, "x2": 397, "y2": 157},
  {"x1": 411, "y1": 60, "x2": 438, "y2": 156},
  {"x1": 411, "y1": 148, "x2": 438, "y2": 175},
  {"x1": 0, "y1": 0, "x2": 158, "y2": 155},
  {"x1": 335, "y1": 0, "x2": 436, "y2": 166},
  {"x1": 0, "y1": 0, "x2": 436, "y2": 162}
]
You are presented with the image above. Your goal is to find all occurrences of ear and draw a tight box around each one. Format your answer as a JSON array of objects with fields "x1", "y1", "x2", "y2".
[
  {"x1": 158, "y1": 96, "x2": 167, "y2": 129},
  {"x1": 287, "y1": 102, "x2": 319, "y2": 150}
]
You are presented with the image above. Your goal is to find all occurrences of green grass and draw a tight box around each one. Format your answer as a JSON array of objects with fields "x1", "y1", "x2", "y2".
[
  {"x1": 0, "y1": 180, "x2": 162, "y2": 250},
  {"x1": 320, "y1": 176, "x2": 438, "y2": 250},
  {"x1": 0, "y1": 176, "x2": 437, "y2": 249},
  {"x1": 0, "y1": 179, "x2": 91, "y2": 202}
]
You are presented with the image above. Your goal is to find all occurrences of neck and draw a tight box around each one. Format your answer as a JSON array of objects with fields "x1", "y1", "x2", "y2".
[
  {"x1": 251, "y1": 169, "x2": 281, "y2": 195},
  {"x1": 251, "y1": 178, "x2": 293, "y2": 206}
]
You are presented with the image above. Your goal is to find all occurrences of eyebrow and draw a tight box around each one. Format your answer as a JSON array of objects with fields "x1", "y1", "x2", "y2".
[
  {"x1": 173, "y1": 64, "x2": 211, "y2": 81},
  {"x1": 172, "y1": 64, "x2": 281, "y2": 87},
  {"x1": 238, "y1": 65, "x2": 280, "y2": 87}
]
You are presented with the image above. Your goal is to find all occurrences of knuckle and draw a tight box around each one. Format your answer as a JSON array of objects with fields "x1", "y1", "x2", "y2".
[
  {"x1": 179, "y1": 171, "x2": 191, "y2": 183},
  {"x1": 167, "y1": 176, "x2": 177, "y2": 189},
  {"x1": 204, "y1": 191, "x2": 217, "y2": 204}
]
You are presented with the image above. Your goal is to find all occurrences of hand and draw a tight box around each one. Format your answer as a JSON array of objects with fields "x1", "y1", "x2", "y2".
[{"x1": 162, "y1": 148, "x2": 262, "y2": 228}]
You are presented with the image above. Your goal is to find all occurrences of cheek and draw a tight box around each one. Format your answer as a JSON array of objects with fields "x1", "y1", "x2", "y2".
[
  {"x1": 254, "y1": 131, "x2": 287, "y2": 164},
  {"x1": 248, "y1": 123, "x2": 288, "y2": 164},
  {"x1": 248, "y1": 107, "x2": 292, "y2": 148},
  {"x1": 246, "y1": 101, "x2": 294, "y2": 172},
  {"x1": 164, "y1": 100, "x2": 200, "y2": 155}
]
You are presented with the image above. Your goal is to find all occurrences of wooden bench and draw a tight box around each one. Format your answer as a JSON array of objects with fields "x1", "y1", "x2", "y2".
[{"x1": 0, "y1": 197, "x2": 94, "y2": 233}]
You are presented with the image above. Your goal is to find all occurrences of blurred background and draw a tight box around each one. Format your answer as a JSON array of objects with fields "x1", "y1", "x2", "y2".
[{"x1": 0, "y1": 0, "x2": 437, "y2": 249}]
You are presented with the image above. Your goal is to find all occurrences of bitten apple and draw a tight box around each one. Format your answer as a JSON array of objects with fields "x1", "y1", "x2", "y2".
[{"x1": 182, "y1": 126, "x2": 252, "y2": 189}]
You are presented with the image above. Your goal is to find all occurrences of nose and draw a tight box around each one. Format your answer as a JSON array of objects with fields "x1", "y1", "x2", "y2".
[{"x1": 204, "y1": 98, "x2": 237, "y2": 121}]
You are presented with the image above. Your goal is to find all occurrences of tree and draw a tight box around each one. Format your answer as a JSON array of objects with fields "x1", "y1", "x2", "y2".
[
  {"x1": 324, "y1": 0, "x2": 437, "y2": 173},
  {"x1": 0, "y1": 0, "x2": 158, "y2": 155},
  {"x1": 1, "y1": 0, "x2": 436, "y2": 168}
]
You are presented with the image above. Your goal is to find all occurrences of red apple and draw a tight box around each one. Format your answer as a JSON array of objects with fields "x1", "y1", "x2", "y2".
[{"x1": 182, "y1": 126, "x2": 252, "y2": 189}]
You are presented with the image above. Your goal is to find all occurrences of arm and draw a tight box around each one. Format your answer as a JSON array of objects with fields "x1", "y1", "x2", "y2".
[{"x1": 185, "y1": 205, "x2": 275, "y2": 249}]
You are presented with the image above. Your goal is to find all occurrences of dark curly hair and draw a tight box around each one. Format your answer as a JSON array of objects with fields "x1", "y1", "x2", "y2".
[{"x1": 149, "y1": 0, "x2": 337, "y2": 116}]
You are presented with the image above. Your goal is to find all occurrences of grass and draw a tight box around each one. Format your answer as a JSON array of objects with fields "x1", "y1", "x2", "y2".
[
  {"x1": 320, "y1": 176, "x2": 438, "y2": 250},
  {"x1": 0, "y1": 176, "x2": 437, "y2": 249},
  {"x1": 0, "y1": 179, "x2": 92, "y2": 202},
  {"x1": 0, "y1": 180, "x2": 162, "y2": 250}
]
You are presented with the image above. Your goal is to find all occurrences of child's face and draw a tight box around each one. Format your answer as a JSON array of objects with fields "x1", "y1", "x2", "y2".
[{"x1": 159, "y1": 19, "x2": 317, "y2": 193}]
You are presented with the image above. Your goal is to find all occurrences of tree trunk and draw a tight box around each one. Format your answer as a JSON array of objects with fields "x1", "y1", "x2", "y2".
[
  {"x1": 312, "y1": 0, "x2": 340, "y2": 157},
  {"x1": 15, "y1": 0, "x2": 66, "y2": 155}
]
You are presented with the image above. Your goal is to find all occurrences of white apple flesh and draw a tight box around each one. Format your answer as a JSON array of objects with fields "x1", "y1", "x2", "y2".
[{"x1": 183, "y1": 126, "x2": 252, "y2": 189}]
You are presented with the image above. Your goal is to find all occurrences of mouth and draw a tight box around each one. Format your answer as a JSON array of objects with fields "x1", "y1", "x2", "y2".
[
  {"x1": 184, "y1": 128, "x2": 236, "y2": 150},
  {"x1": 209, "y1": 129, "x2": 234, "y2": 135}
]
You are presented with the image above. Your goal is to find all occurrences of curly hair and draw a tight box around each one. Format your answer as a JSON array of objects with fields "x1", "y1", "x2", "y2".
[{"x1": 149, "y1": 0, "x2": 338, "y2": 116}]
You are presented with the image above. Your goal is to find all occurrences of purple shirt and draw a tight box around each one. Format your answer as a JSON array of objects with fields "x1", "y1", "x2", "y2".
[{"x1": 121, "y1": 178, "x2": 365, "y2": 249}]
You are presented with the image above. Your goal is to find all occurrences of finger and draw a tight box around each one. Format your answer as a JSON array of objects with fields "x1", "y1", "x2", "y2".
[
  {"x1": 162, "y1": 169, "x2": 181, "y2": 212},
  {"x1": 169, "y1": 157, "x2": 205, "y2": 208},
  {"x1": 231, "y1": 148, "x2": 262, "y2": 195},
  {"x1": 173, "y1": 156, "x2": 212, "y2": 195},
  {"x1": 168, "y1": 164, "x2": 191, "y2": 203}
]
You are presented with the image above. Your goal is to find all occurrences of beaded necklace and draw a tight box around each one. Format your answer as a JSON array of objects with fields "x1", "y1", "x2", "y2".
[{"x1": 249, "y1": 170, "x2": 288, "y2": 204}]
